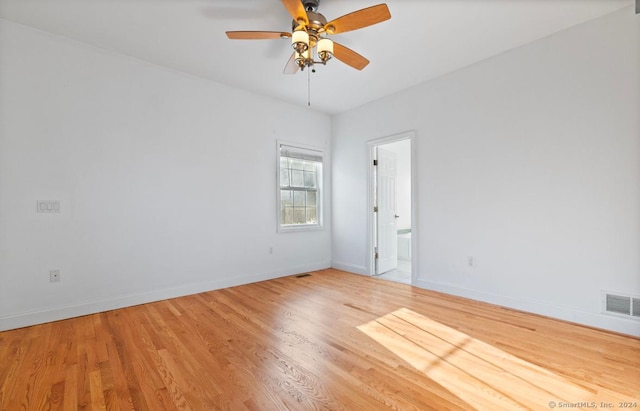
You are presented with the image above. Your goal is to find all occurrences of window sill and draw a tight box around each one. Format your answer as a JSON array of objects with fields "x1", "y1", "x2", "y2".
[{"x1": 278, "y1": 224, "x2": 324, "y2": 233}]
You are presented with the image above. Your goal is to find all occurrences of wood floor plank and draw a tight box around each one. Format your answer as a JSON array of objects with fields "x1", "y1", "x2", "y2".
[
  {"x1": 63, "y1": 364, "x2": 78, "y2": 411},
  {"x1": 1, "y1": 269, "x2": 639, "y2": 410}
]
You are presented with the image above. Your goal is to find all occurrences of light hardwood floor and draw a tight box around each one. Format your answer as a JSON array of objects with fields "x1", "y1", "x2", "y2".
[{"x1": 1, "y1": 269, "x2": 639, "y2": 410}]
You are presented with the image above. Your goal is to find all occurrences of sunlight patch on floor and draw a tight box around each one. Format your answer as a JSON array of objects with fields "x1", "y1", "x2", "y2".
[{"x1": 358, "y1": 308, "x2": 635, "y2": 410}]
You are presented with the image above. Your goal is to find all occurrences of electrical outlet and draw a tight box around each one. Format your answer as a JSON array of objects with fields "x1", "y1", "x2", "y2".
[
  {"x1": 269, "y1": 246, "x2": 274, "y2": 254},
  {"x1": 37, "y1": 200, "x2": 61, "y2": 213},
  {"x1": 467, "y1": 256, "x2": 475, "y2": 268},
  {"x1": 50, "y1": 269, "x2": 61, "y2": 282}
]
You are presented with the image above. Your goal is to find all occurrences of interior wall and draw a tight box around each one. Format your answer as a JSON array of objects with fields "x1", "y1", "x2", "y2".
[
  {"x1": 332, "y1": 7, "x2": 640, "y2": 336},
  {"x1": 0, "y1": 19, "x2": 332, "y2": 330}
]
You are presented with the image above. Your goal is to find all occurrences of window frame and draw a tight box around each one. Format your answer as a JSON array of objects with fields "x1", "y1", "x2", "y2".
[{"x1": 277, "y1": 140, "x2": 324, "y2": 233}]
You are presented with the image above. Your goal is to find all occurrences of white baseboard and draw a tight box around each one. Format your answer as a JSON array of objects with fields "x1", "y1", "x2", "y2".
[
  {"x1": 415, "y1": 278, "x2": 640, "y2": 337},
  {"x1": 0, "y1": 261, "x2": 330, "y2": 331},
  {"x1": 331, "y1": 261, "x2": 369, "y2": 276}
]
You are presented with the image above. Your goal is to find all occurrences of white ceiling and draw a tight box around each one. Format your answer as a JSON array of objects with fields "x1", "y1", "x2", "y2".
[{"x1": 0, "y1": 0, "x2": 633, "y2": 114}]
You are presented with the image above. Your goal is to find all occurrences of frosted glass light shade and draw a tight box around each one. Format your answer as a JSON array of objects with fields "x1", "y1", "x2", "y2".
[
  {"x1": 317, "y1": 38, "x2": 333, "y2": 55},
  {"x1": 292, "y1": 30, "x2": 309, "y2": 49},
  {"x1": 296, "y1": 50, "x2": 310, "y2": 59}
]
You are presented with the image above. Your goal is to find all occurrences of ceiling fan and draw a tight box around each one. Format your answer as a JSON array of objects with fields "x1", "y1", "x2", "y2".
[{"x1": 226, "y1": 0, "x2": 391, "y2": 74}]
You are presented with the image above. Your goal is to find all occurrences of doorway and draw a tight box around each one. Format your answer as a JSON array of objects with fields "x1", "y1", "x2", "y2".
[{"x1": 368, "y1": 132, "x2": 415, "y2": 284}]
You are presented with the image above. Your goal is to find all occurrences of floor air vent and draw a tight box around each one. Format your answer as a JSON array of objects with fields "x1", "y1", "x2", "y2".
[
  {"x1": 603, "y1": 292, "x2": 640, "y2": 320},
  {"x1": 295, "y1": 273, "x2": 311, "y2": 278}
]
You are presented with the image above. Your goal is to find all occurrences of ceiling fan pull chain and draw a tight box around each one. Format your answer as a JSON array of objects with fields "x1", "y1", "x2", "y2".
[{"x1": 308, "y1": 66, "x2": 311, "y2": 106}]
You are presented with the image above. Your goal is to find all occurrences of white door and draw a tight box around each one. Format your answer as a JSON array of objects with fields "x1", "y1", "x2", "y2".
[{"x1": 376, "y1": 147, "x2": 398, "y2": 274}]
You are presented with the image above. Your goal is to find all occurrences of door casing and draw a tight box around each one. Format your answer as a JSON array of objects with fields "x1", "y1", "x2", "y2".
[{"x1": 367, "y1": 131, "x2": 418, "y2": 281}]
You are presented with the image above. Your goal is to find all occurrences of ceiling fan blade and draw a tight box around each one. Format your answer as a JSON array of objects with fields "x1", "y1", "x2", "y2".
[
  {"x1": 283, "y1": 52, "x2": 300, "y2": 75},
  {"x1": 281, "y1": 0, "x2": 309, "y2": 25},
  {"x1": 324, "y1": 4, "x2": 391, "y2": 35},
  {"x1": 333, "y1": 42, "x2": 369, "y2": 71},
  {"x1": 226, "y1": 31, "x2": 291, "y2": 40}
]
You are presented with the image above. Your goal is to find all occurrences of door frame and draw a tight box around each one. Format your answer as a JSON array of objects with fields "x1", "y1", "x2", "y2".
[{"x1": 367, "y1": 131, "x2": 418, "y2": 282}]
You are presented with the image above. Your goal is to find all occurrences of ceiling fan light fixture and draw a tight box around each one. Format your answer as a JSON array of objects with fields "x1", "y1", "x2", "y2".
[
  {"x1": 292, "y1": 30, "x2": 309, "y2": 54},
  {"x1": 295, "y1": 50, "x2": 310, "y2": 68},
  {"x1": 317, "y1": 38, "x2": 333, "y2": 63}
]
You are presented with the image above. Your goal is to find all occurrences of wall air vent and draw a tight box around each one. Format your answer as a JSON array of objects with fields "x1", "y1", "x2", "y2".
[
  {"x1": 633, "y1": 298, "x2": 640, "y2": 318},
  {"x1": 606, "y1": 294, "x2": 631, "y2": 314},
  {"x1": 602, "y1": 292, "x2": 640, "y2": 320}
]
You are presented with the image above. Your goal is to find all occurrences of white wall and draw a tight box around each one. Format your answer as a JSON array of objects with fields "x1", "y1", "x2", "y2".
[
  {"x1": 332, "y1": 7, "x2": 640, "y2": 336},
  {"x1": 0, "y1": 20, "x2": 332, "y2": 330}
]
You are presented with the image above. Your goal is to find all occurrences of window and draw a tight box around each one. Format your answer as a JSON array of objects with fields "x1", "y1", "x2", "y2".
[{"x1": 278, "y1": 142, "x2": 323, "y2": 231}]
